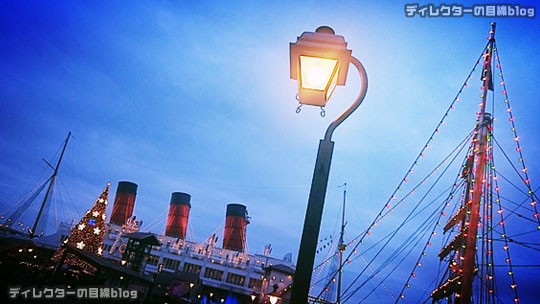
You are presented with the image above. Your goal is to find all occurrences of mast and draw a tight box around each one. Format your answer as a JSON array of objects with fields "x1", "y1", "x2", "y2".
[
  {"x1": 337, "y1": 183, "x2": 347, "y2": 304},
  {"x1": 431, "y1": 23, "x2": 496, "y2": 304},
  {"x1": 459, "y1": 22, "x2": 495, "y2": 303},
  {"x1": 29, "y1": 132, "x2": 71, "y2": 237}
]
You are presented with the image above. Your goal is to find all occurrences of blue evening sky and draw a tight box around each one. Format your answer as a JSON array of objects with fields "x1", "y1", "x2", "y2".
[{"x1": 1, "y1": 0, "x2": 539, "y2": 302}]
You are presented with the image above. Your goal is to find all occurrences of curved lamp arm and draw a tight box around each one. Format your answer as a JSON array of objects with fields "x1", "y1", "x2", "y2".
[{"x1": 323, "y1": 56, "x2": 368, "y2": 141}]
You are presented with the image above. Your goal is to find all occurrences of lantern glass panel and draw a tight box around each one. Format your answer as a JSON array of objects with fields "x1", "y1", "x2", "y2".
[
  {"x1": 300, "y1": 56, "x2": 339, "y2": 91},
  {"x1": 326, "y1": 63, "x2": 339, "y2": 100}
]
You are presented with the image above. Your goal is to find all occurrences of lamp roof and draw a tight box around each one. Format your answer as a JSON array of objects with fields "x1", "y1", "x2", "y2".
[{"x1": 290, "y1": 27, "x2": 352, "y2": 86}]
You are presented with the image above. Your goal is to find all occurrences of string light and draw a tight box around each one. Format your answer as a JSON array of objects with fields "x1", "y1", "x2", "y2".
[
  {"x1": 494, "y1": 43, "x2": 540, "y2": 227},
  {"x1": 313, "y1": 137, "x2": 472, "y2": 275},
  {"x1": 491, "y1": 158, "x2": 520, "y2": 302},
  {"x1": 397, "y1": 182, "x2": 466, "y2": 302}
]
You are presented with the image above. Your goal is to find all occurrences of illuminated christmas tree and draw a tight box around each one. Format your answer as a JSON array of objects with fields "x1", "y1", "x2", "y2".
[{"x1": 51, "y1": 183, "x2": 110, "y2": 271}]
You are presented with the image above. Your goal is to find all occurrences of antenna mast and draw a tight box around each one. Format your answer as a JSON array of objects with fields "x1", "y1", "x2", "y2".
[{"x1": 337, "y1": 182, "x2": 347, "y2": 304}]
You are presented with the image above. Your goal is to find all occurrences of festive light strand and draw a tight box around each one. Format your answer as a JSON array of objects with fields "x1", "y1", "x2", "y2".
[
  {"x1": 399, "y1": 35, "x2": 500, "y2": 303},
  {"x1": 310, "y1": 44, "x2": 487, "y2": 278},
  {"x1": 327, "y1": 42, "x2": 489, "y2": 273},
  {"x1": 0, "y1": 176, "x2": 50, "y2": 218},
  {"x1": 341, "y1": 147, "x2": 469, "y2": 303},
  {"x1": 310, "y1": 234, "x2": 338, "y2": 294},
  {"x1": 493, "y1": 43, "x2": 540, "y2": 229},
  {"x1": 57, "y1": 179, "x2": 75, "y2": 224},
  {"x1": 341, "y1": 230, "x2": 396, "y2": 302},
  {"x1": 360, "y1": 193, "x2": 458, "y2": 303},
  {"x1": 357, "y1": 189, "x2": 461, "y2": 303},
  {"x1": 376, "y1": 133, "x2": 474, "y2": 223},
  {"x1": 312, "y1": 131, "x2": 474, "y2": 274},
  {"x1": 486, "y1": 150, "x2": 497, "y2": 303},
  {"x1": 315, "y1": 138, "x2": 472, "y2": 303},
  {"x1": 53, "y1": 182, "x2": 59, "y2": 228},
  {"x1": 490, "y1": 156, "x2": 520, "y2": 303},
  {"x1": 396, "y1": 177, "x2": 469, "y2": 302}
]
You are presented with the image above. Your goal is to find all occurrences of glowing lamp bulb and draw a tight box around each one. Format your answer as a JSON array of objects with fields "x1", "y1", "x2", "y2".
[
  {"x1": 269, "y1": 295, "x2": 280, "y2": 304},
  {"x1": 300, "y1": 56, "x2": 339, "y2": 99}
]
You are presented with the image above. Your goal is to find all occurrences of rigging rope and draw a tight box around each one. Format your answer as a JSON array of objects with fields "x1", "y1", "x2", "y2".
[
  {"x1": 312, "y1": 131, "x2": 473, "y2": 274},
  {"x1": 57, "y1": 178, "x2": 75, "y2": 224},
  {"x1": 394, "y1": 185, "x2": 466, "y2": 303},
  {"x1": 313, "y1": 133, "x2": 472, "y2": 302},
  {"x1": 493, "y1": 43, "x2": 540, "y2": 229},
  {"x1": 310, "y1": 44, "x2": 488, "y2": 283},
  {"x1": 1, "y1": 176, "x2": 50, "y2": 218},
  {"x1": 4, "y1": 176, "x2": 51, "y2": 226},
  {"x1": 358, "y1": 201, "x2": 445, "y2": 303},
  {"x1": 341, "y1": 144, "x2": 467, "y2": 303},
  {"x1": 490, "y1": 147, "x2": 520, "y2": 302},
  {"x1": 311, "y1": 183, "x2": 458, "y2": 301}
]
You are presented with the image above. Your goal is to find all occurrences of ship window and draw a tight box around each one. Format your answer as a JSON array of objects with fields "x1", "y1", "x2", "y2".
[
  {"x1": 226, "y1": 273, "x2": 246, "y2": 286},
  {"x1": 162, "y1": 257, "x2": 180, "y2": 271},
  {"x1": 248, "y1": 278, "x2": 263, "y2": 290},
  {"x1": 146, "y1": 254, "x2": 160, "y2": 266},
  {"x1": 203, "y1": 267, "x2": 224, "y2": 281},
  {"x1": 183, "y1": 262, "x2": 202, "y2": 275}
]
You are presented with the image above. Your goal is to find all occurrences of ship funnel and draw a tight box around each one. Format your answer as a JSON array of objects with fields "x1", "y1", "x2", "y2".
[
  {"x1": 223, "y1": 203, "x2": 249, "y2": 252},
  {"x1": 110, "y1": 181, "x2": 138, "y2": 225},
  {"x1": 165, "y1": 192, "x2": 191, "y2": 239}
]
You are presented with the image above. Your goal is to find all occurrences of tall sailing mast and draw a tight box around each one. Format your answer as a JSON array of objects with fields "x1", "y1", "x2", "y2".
[
  {"x1": 29, "y1": 131, "x2": 71, "y2": 237},
  {"x1": 431, "y1": 23, "x2": 496, "y2": 303}
]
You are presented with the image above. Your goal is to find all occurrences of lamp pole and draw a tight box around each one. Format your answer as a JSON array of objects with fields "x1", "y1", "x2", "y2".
[{"x1": 291, "y1": 56, "x2": 368, "y2": 304}]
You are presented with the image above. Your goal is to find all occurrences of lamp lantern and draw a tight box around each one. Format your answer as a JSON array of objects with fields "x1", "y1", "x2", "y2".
[
  {"x1": 268, "y1": 293, "x2": 280, "y2": 304},
  {"x1": 288, "y1": 25, "x2": 368, "y2": 304},
  {"x1": 290, "y1": 26, "x2": 352, "y2": 107}
]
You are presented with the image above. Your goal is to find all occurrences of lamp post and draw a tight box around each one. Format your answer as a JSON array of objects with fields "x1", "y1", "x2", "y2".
[
  {"x1": 289, "y1": 26, "x2": 368, "y2": 304},
  {"x1": 268, "y1": 284, "x2": 281, "y2": 304},
  {"x1": 269, "y1": 293, "x2": 280, "y2": 304}
]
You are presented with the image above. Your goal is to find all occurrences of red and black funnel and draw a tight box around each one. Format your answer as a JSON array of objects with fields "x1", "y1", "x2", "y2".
[
  {"x1": 110, "y1": 181, "x2": 137, "y2": 225},
  {"x1": 223, "y1": 203, "x2": 249, "y2": 252},
  {"x1": 165, "y1": 192, "x2": 191, "y2": 239}
]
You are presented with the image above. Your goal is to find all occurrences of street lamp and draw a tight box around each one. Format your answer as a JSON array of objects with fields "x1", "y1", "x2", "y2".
[
  {"x1": 268, "y1": 293, "x2": 280, "y2": 304},
  {"x1": 268, "y1": 284, "x2": 281, "y2": 304},
  {"x1": 290, "y1": 26, "x2": 352, "y2": 107},
  {"x1": 289, "y1": 26, "x2": 368, "y2": 304}
]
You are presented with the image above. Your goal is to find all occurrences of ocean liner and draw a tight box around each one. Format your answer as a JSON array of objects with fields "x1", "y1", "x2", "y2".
[
  {"x1": 0, "y1": 132, "x2": 295, "y2": 304},
  {"x1": 1, "y1": 179, "x2": 295, "y2": 304},
  {"x1": 98, "y1": 181, "x2": 296, "y2": 304}
]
